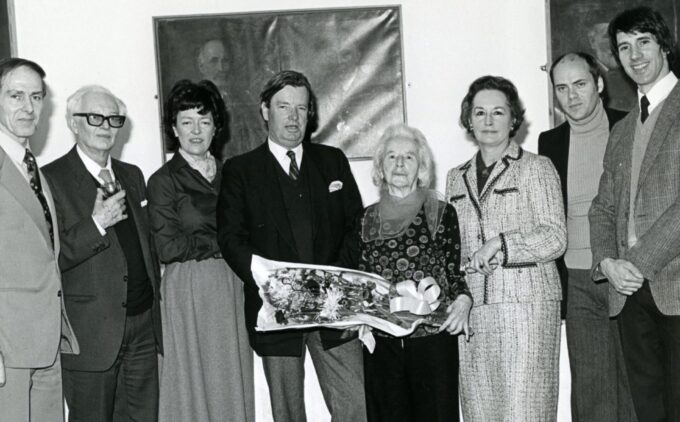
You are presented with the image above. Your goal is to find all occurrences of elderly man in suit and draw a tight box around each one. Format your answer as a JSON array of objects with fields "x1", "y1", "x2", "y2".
[
  {"x1": 538, "y1": 52, "x2": 635, "y2": 422},
  {"x1": 217, "y1": 70, "x2": 367, "y2": 422},
  {"x1": 0, "y1": 57, "x2": 79, "y2": 422},
  {"x1": 590, "y1": 7, "x2": 680, "y2": 421},
  {"x1": 42, "y1": 85, "x2": 162, "y2": 422}
]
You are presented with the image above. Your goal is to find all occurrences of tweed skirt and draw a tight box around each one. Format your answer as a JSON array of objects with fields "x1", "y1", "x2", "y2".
[{"x1": 459, "y1": 301, "x2": 560, "y2": 422}]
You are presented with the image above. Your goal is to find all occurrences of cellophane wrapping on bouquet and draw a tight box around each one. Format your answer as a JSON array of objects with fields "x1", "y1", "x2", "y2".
[{"x1": 251, "y1": 255, "x2": 449, "y2": 338}]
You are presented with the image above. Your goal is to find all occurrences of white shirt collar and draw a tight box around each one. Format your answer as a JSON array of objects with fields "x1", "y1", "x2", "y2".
[
  {"x1": 76, "y1": 145, "x2": 114, "y2": 183},
  {"x1": 638, "y1": 71, "x2": 678, "y2": 114},
  {"x1": 267, "y1": 138, "x2": 303, "y2": 175},
  {"x1": 0, "y1": 130, "x2": 31, "y2": 180}
]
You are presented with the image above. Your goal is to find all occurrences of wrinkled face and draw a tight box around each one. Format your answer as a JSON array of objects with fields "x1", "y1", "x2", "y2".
[
  {"x1": 173, "y1": 108, "x2": 215, "y2": 158},
  {"x1": 71, "y1": 91, "x2": 120, "y2": 156},
  {"x1": 553, "y1": 57, "x2": 604, "y2": 122},
  {"x1": 261, "y1": 85, "x2": 309, "y2": 149},
  {"x1": 198, "y1": 40, "x2": 228, "y2": 87},
  {"x1": 382, "y1": 135, "x2": 420, "y2": 194},
  {"x1": 470, "y1": 89, "x2": 513, "y2": 147},
  {"x1": 0, "y1": 66, "x2": 44, "y2": 143},
  {"x1": 616, "y1": 31, "x2": 669, "y2": 93}
]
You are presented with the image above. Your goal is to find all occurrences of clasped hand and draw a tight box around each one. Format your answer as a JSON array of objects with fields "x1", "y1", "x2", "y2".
[
  {"x1": 92, "y1": 188, "x2": 127, "y2": 229},
  {"x1": 438, "y1": 295, "x2": 473, "y2": 340},
  {"x1": 600, "y1": 258, "x2": 644, "y2": 296},
  {"x1": 466, "y1": 237, "x2": 502, "y2": 276}
]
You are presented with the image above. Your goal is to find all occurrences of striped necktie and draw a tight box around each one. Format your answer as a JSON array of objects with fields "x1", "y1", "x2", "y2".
[{"x1": 287, "y1": 150, "x2": 300, "y2": 181}]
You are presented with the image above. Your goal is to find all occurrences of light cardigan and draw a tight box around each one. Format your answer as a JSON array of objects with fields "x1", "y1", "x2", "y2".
[{"x1": 446, "y1": 141, "x2": 566, "y2": 305}]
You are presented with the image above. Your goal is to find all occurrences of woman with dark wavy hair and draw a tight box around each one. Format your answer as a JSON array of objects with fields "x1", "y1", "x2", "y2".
[
  {"x1": 148, "y1": 80, "x2": 253, "y2": 421},
  {"x1": 446, "y1": 75, "x2": 566, "y2": 421}
]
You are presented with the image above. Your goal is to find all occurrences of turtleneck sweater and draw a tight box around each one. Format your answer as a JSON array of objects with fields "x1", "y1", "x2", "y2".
[{"x1": 565, "y1": 100, "x2": 609, "y2": 269}]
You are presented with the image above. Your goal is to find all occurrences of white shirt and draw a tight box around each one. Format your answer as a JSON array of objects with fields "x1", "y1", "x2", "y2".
[
  {"x1": 0, "y1": 131, "x2": 31, "y2": 182},
  {"x1": 76, "y1": 145, "x2": 114, "y2": 235},
  {"x1": 267, "y1": 138, "x2": 303, "y2": 176},
  {"x1": 638, "y1": 71, "x2": 678, "y2": 114}
]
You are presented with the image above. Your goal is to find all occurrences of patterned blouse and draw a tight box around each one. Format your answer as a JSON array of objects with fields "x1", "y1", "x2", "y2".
[{"x1": 357, "y1": 202, "x2": 471, "y2": 336}]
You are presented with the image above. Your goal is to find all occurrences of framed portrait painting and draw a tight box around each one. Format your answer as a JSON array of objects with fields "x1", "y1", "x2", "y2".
[{"x1": 154, "y1": 6, "x2": 406, "y2": 160}]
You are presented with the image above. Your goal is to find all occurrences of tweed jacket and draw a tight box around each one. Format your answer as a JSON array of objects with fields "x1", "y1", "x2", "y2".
[
  {"x1": 445, "y1": 141, "x2": 566, "y2": 306},
  {"x1": 590, "y1": 82, "x2": 680, "y2": 317}
]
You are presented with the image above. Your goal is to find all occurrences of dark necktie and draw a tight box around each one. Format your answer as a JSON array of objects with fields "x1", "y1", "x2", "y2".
[
  {"x1": 640, "y1": 95, "x2": 650, "y2": 123},
  {"x1": 287, "y1": 150, "x2": 300, "y2": 181},
  {"x1": 23, "y1": 149, "x2": 54, "y2": 245}
]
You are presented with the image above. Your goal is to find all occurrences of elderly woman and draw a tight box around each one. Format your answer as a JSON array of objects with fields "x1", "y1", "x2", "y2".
[
  {"x1": 148, "y1": 80, "x2": 253, "y2": 422},
  {"x1": 343, "y1": 124, "x2": 472, "y2": 422},
  {"x1": 446, "y1": 76, "x2": 566, "y2": 421}
]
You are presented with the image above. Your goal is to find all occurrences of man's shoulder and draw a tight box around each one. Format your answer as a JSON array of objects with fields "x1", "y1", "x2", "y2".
[
  {"x1": 42, "y1": 148, "x2": 75, "y2": 176},
  {"x1": 304, "y1": 142, "x2": 348, "y2": 163},
  {"x1": 538, "y1": 121, "x2": 569, "y2": 146},
  {"x1": 604, "y1": 107, "x2": 628, "y2": 125}
]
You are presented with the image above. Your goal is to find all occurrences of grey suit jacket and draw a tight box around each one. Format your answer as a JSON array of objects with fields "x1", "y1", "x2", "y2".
[
  {"x1": 590, "y1": 82, "x2": 680, "y2": 316},
  {"x1": 0, "y1": 146, "x2": 78, "y2": 368}
]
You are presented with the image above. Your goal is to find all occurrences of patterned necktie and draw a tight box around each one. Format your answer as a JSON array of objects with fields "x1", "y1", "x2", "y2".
[
  {"x1": 287, "y1": 150, "x2": 300, "y2": 181},
  {"x1": 23, "y1": 149, "x2": 54, "y2": 245},
  {"x1": 640, "y1": 95, "x2": 650, "y2": 123},
  {"x1": 99, "y1": 168, "x2": 113, "y2": 184}
]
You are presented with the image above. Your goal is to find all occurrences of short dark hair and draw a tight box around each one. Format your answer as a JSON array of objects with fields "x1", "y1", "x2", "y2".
[
  {"x1": 259, "y1": 70, "x2": 318, "y2": 136},
  {"x1": 460, "y1": 75, "x2": 525, "y2": 138},
  {"x1": 164, "y1": 79, "x2": 227, "y2": 159},
  {"x1": 549, "y1": 52, "x2": 603, "y2": 85},
  {"x1": 0, "y1": 57, "x2": 46, "y2": 94},
  {"x1": 608, "y1": 7, "x2": 675, "y2": 66}
]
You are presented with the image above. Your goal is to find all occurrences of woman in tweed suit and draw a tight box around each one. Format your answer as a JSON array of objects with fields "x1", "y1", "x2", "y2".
[{"x1": 446, "y1": 76, "x2": 566, "y2": 421}]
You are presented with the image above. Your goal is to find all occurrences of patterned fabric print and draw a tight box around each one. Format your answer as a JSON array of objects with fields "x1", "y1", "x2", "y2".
[{"x1": 358, "y1": 202, "x2": 469, "y2": 337}]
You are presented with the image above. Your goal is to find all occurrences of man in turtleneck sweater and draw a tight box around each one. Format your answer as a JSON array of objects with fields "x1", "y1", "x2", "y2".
[{"x1": 539, "y1": 52, "x2": 636, "y2": 422}]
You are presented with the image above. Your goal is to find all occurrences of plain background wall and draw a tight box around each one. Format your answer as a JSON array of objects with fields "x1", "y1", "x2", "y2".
[{"x1": 13, "y1": 0, "x2": 570, "y2": 420}]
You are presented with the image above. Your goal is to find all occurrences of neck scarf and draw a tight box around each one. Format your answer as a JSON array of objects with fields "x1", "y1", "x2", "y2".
[{"x1": 178, "y1": 148, "x2": 217, "y2": 182}]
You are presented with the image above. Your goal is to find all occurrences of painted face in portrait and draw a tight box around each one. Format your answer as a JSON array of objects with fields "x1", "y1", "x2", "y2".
[
  {"x1": 173, "y1": 108, "x2": 215, "y2": 158},
  {"x1": 198, "y1": 40, "x2": 229, "y2": 89},
  {"x1": 470, "y1": 89, "x2": 513, "y2": 147},
  {"x1": 616, "y1": 31, "x2": 669, "y2": 93},
  {"x1": 71, "y1": 92, "x2": 122, "y2": 157},
  {"x1": 553, "y1": 57, "x2": 604, "y2": 122},
  {"x1": 0, "y1": 66, "x2": 44, "y2": 143},
  {"x1": 261, "y1": 85, "x2": 309, "y2": 149},
  {"x1": 382, "y1": 135, "x2": 420, "y2": 196}
]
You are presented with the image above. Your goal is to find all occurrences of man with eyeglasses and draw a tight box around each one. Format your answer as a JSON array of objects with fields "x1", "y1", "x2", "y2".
[
  {"x1": 42, "y1": 85, "x2": 162, "y2": 421},
  {"x1": 0, "y1": 57, "x2": 80, "y2": 422}
]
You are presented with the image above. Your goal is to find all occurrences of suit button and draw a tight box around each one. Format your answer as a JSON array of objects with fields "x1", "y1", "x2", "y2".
[
  {"x1": 121, "y1": 302, "x2": 127, "y2": 308},
  {"x1": 57, "y1": 290, "x2": 62, "y2": 297},
  {"x1": 123, "y1": 276, "x2": 128, "y2": 283}
]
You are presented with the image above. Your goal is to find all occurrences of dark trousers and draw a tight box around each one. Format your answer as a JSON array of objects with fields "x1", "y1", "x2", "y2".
[
  {"x1": 618, "y1": 280, "x2": 680, "y2": 422},
  {"x1": 63, "y1": 309, "x2": 159, "y2": 422},
  {"x1": 565, "y1": 268, "x2": 637, "y2": 422},
  {"x1": 363, "y1": 333, "x2": 459, "y2": 422},
  {"x1": 261, "y1": 331, "x2": 366, "y2": 422}
]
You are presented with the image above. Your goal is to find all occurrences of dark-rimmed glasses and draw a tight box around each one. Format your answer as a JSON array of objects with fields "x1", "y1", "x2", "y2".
[{"x1": 73, "y1": 113, "x2": 126, "y2": 128}]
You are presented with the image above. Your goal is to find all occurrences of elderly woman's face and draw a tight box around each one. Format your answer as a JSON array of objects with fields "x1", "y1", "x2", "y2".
[
  {"x1": 382, "y1": 136, "x2": 420, "y2": 196},
  {"x1": 470, "y1": 89, "x2": 513, "y2": 147},
  {"x1": 173, "y1": 107, "x2": 215, "y2": 157}
]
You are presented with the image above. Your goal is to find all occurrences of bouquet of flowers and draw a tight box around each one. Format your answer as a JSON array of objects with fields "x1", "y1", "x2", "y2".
[{"x1": 251, "y1": 256, "x2": 449, "y2": 342}]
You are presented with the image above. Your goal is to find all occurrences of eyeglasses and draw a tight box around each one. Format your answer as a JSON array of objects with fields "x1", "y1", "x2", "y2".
[{"x1": 73, "y1": 113, "x2": 126, "y2": 128}]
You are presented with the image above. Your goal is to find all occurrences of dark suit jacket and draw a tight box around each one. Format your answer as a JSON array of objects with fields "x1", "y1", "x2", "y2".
[
  {"x1": 217, "y1": 142, "x2": 363, "y2": 356},
  {"x1": 43, "y1": 146, "x2": 162, "y2": 371},
  {"x1": 590, "y1": 82, "x2": 680, "y2": 317},
  {"x1": 538, "y1": 106, "x2": 627, "y2": 318}
]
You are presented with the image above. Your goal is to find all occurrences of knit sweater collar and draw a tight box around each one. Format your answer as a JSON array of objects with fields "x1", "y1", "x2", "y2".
[{"x1": 566, "y1": 99, "x2": 607, "y2": 135}]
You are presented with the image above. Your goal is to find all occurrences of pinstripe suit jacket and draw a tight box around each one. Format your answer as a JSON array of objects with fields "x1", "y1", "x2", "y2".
[
  {"x1": 446, "y1": 141, "x2": 566, "y2": 306},
  {"x1": 590, "y1": 82, "x2": 680, "y2": 317}
]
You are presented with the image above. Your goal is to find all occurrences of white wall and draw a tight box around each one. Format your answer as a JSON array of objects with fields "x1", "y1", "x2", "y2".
[{"x1": 14, "y1": 0, "x2": 569, "y2": 420}]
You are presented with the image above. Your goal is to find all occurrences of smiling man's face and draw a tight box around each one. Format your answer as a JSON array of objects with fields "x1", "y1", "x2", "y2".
[{"x1": 616, "y1": 31, "x2": 670, "y2": 93}]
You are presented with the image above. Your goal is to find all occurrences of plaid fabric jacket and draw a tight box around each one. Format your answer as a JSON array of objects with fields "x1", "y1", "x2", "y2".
[
  {"x1": 590, "y1": 82, "x2": 680, "y2": 317},
  {"x1": 445, "y1": 141, "x2": 566, "y2": 306}
]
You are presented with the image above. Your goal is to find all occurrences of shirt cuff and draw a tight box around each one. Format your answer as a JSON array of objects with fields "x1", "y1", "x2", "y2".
[{"x1": 91, "y1": 216, "x2": 107, "y2": 236}]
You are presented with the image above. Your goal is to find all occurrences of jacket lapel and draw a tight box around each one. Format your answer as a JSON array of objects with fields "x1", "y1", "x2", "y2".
[
  {"x1": 638, "y1": 83, "x2": 680, "y2": 193},
  {"x1": 0, "y1": 147, "x2": 52, "y2": 248},
  {"x1": 257, "y1": 145, "x2": 297, "y2": 253}
]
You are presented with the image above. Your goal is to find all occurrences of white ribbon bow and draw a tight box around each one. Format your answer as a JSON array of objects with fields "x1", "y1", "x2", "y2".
[{"x1": 389, "y1": 277, "x2": 441, "y2": 315}]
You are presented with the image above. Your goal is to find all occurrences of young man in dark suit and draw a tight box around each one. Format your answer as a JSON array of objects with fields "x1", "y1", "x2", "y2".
[
  {"x1": 539, "y1": 52, "x2": 635, "y2": 422},
  {"x1": 218, "y1": 70, "x2": 366, "y2": 422},
  {"x1": 590, "y1": 7, "x2": 680, "y2": 421},
  {"x1": 43, "y1": 85, "x2": 162, "y2": 422}
]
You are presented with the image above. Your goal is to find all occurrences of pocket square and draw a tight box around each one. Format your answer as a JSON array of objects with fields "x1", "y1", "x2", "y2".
[
  {"x1": 140, "y1": 199, "x2": 148, "y2": 207},
  {"x1": 329, "y1": 180, "x2": 343, "y2": 192}
]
